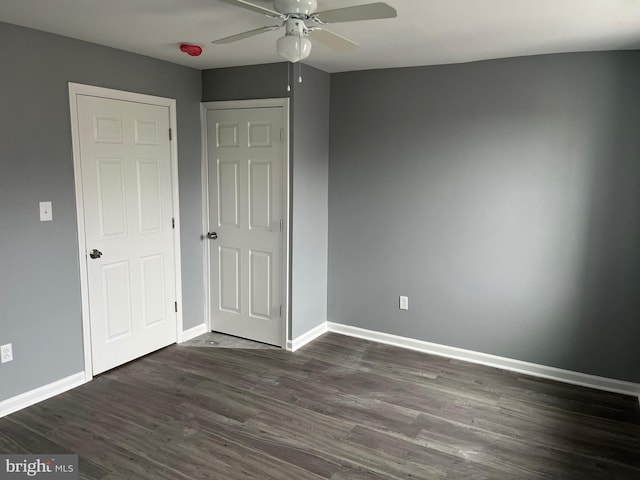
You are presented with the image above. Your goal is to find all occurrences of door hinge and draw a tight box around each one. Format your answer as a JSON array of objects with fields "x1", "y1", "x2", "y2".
[
  {"x1": 280, "y1": 128, "x2": 284, "y2": 142},
  {"x1": 280, "y1": 305, "x2": 283, "y2": 318},
  {"x1": 169, "y1": 128, "x2": 172, "y2": 141},
  {"x1": 175, "y1": 301, "x2": 178, "y2": 313},
  {"x1": 172, "y1": 217, "x2": 175, "y2": 229}
]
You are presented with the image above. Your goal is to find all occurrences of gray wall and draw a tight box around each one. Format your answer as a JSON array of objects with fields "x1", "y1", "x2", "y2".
[
  {"x1": 202, "y1": 62, "x2": 330, "y2": 340},
  {"x1": 291, "y1": 65, "x2": 330, "y2": 338},
  {"x1": 0, "y1": 22, "x2": 203, "y2": 402},
  {"x1": 202, "y1": 63, "x2": 290, "y2": 101},
  {"x1": 328, "y1": 52, "x2": 640, "y2": 383}
]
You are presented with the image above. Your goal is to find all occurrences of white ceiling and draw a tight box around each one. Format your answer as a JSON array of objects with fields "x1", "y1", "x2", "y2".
[{"x1": 1, "y1": 0, "x2": 639, "y2": 73}]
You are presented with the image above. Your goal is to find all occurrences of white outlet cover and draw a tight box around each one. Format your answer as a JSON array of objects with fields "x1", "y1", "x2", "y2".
[
  {"x1": 399, "y1": 296, "x2": 409, "y2": 310},
  {"x1": 39, "y1": 201, "x2": 53, "y2": 221},
  {"x1": 1, "y1": 343, "x2": 13, "y2": 363}
]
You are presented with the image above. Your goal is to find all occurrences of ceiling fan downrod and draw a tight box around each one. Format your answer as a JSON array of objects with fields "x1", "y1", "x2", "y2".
[{"x1": 273, "y1": 0, "x2": 318, "y2": 17}]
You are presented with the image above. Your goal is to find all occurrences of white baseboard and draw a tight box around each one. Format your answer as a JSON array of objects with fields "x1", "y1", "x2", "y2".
[
  {"x1": 327, "y1": 322, "x2": 640, "y2": 398},
  {"x1": 178, "y1": 323, "x2": 209, "y2": 343},
  {"x1": 0, "y1": 372, "x2": 87, "y2": 419},
  {"x1": 287, "y1": 322, "x2": 328, "y2": 352}
]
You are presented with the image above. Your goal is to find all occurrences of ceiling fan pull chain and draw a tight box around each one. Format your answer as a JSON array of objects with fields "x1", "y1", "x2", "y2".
[
  {"x1": 297, "y1": 28, "x2": 303, "y2": 84},
  {"x1": 287, "y1": 60, "x2": 291, "y2": 92}
]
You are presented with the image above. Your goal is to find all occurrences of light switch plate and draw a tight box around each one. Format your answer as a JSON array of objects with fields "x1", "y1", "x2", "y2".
[{"x1": 39, "y1": 201, "x2": 53, "y2": 221}]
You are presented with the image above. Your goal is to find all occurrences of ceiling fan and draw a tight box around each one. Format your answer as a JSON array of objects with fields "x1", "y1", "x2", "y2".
[{"x1": 213, "y1": 0, "x2": 397, "y2": 63}]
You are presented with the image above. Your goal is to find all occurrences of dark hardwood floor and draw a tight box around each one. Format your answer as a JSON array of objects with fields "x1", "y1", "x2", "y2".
[{"x1": 1, "y1": 332, "x2": 639, "y2": 479}]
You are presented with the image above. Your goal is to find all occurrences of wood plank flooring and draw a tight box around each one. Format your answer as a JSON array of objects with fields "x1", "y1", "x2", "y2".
[{"x1": 1, "y1": 332, "x2": 639, "y2": 479}]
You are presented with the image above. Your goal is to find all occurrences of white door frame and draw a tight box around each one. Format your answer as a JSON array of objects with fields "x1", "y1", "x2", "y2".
[
  {"x1": 69, "y1": 82, "x2": 184, "y2": 381},
  {"x1": 201, "y1": 99, "x2": 290, "y2": 347}
]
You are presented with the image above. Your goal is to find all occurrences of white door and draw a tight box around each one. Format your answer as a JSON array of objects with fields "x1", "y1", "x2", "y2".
[
  {"x1": 77, "y1": 95, "x2": 177, "y2": 374},
  {"x1": 207, "y1": 107, "x2": 284, "y2": 346}
]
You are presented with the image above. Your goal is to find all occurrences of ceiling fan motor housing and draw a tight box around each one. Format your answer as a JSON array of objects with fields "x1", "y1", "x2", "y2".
[
  {"x1": 284, "y1": 18, "x2": 308, "y2": 36},
  {"x1": 274, "y1": 0, "x2": 318, "y2": 16}
]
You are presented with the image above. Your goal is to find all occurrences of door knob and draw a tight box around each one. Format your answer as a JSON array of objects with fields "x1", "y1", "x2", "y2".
[
  {"x1": 207, "y1": 232, "x2": 218, "y2": 240},
  {"x1": 89, "y1": 249, "x2": 103, "y2": 259}
]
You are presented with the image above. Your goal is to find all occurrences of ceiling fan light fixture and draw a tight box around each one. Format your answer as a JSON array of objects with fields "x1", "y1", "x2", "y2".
[{"x1": 277, "y1": 34, "x2": 312, "y2": 63}]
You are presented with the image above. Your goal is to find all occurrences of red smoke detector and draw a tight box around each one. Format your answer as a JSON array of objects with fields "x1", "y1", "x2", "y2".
[{"x1": 180, "y1": 44, "x2": 203, "y2": 57}]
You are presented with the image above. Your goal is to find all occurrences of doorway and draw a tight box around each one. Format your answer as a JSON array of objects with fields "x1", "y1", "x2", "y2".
[
  {"x1": 69, "y1": 83, "x2": 183, "y2": 377},
  {"x1": 202, "y1": 99, "x2": 289, "y2": 347}
]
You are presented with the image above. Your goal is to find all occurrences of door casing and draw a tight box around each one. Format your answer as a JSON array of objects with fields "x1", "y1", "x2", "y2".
[
  {"x1": 69, "y1": 82, "x2": 184, "y2": 381},
  {"x1": 201, "y1": 99, "x2": 290, "y2": 348}
]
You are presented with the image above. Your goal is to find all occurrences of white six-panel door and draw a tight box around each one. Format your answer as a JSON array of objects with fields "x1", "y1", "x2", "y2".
[
  {"x1": 77, "y1": 95, "x2": 177, "y2": 374},
  {"x1": 207, "y1": 107, "x2": 284, "y2": 346}
]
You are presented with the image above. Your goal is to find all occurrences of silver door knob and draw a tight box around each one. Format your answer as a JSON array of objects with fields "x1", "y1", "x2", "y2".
[
  {"x1": 89, "y1": 249, "x2": 103, "y2": 259},
  {"x1": 207, "y1": 232, "x2": 218, "y2": 240}
]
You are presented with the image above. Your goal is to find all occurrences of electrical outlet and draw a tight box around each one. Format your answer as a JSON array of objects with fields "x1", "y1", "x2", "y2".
[
  {"x1": 399, "y1": 296, "x2": 409, "y2": 311},
  {"x1": 1, "y1": 343, "x2": 13, "y2": 363}
]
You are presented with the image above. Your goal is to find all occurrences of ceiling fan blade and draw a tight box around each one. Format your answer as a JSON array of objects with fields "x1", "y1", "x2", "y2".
[
  {"x1": 212, "y1": 25, "x2": 280, "y2": 44},
  {"x1": 313, "y1": 2, "x2": 397, "y2": 23},
  {"x1": 217, "y1": 0, "x2": 285, "y2": 18},
  {"x1": 309, "y1": 28, "x2": 358, "y2": 52}
]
